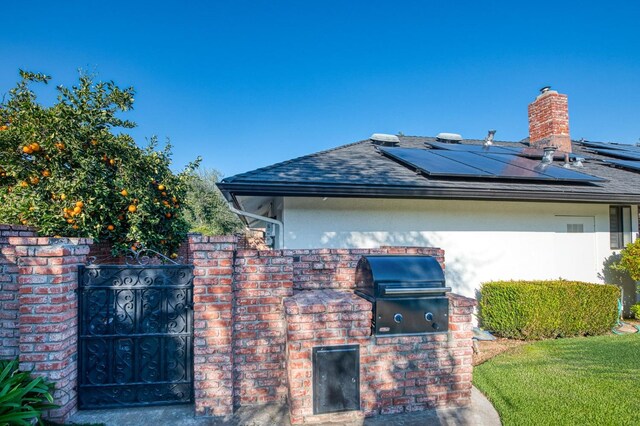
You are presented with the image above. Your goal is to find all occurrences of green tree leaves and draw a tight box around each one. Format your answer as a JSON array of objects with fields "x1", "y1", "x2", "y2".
[
  {"x1": 183, "y1": 168, "x2": 242, "y2": 235},
  {"x1": 0, "y1": 70, "x2": 196, "y2": 256}
]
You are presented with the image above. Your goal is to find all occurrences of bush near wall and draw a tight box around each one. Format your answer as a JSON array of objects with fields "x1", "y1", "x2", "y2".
[
  {"x1": 631, "y1": 303, "x2": 640, "y2": 320},
  {"x1": 479, "y1": 280, "x2": 619, "y2": 340}
]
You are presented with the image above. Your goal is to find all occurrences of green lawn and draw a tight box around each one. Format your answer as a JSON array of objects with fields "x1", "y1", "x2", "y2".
[{"x1": 474, "y1": 334, "x2": 640, "y2": 426}]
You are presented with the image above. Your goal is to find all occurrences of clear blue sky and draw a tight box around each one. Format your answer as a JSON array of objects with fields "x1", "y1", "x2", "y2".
[{"x1": 1, "y1": 1, "x2": 639, "y2": 176}]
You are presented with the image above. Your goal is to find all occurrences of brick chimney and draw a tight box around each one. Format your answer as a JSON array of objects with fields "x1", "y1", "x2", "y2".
[{"x1": 528, "y1": 86, "x2": 572, "y2": 153}]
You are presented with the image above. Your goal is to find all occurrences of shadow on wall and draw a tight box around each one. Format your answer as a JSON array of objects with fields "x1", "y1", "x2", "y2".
[
  {"x1": 599, "y1": 253, "x2": 636, "y2": 318},
  {"x1": 312, "y1": 230, "x2": 480, "y2": 298}
]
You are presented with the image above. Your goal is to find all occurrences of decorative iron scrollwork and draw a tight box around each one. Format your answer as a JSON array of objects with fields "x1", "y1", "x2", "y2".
[{"x1": 78, "y1": 263, "x2": 193, "y2": 408}]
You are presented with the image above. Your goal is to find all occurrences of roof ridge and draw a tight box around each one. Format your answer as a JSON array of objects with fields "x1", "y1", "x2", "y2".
[{"x1": 223, "y1": 139, "x2": 371, "y2": 182}]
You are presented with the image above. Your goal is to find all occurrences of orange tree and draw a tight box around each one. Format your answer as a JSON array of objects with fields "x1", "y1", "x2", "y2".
[{"x1": 0, "y1": 70, "x2": 198, "y2": 257}]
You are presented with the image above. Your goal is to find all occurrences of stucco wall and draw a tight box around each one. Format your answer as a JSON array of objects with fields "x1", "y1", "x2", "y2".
[{"x1": 282, "y1": 197, "x2": 638, "y2": 298}]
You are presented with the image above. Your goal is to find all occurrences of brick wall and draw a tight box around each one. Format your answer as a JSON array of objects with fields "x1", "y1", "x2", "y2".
[
  {"x1": 10, "y1": 236, "x2": 92, "y2": 422},
  {"x1": 283, "y1": 291, "x2": 475, "y2": 424},
  {"x1": 528, "y1": 88, "x2": 571, "y2": 153},
  {"x1": 232, "y1": 250, "x2": 293, "y2": 407},
  {"x1": 186, "y1": 240, "x2": 474, "y2": 423},
  {"x1": 284, "y1": 290, "x2": 372, "y2": 424},
  {"x1": 2, "y1": 223, "x2": 471, "y2": 425},
  {"x1": 0, "y1": 225, "x2": 38, "y2": 358},
  {"x1": 189, "y1": 235, "x2": 236, "y2": 417},
  {"x1": 291, "y1": 247, "x2": 444, "y2": 291}
]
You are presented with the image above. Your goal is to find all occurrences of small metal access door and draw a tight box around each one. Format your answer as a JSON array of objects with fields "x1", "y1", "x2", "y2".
[
  {"x1": 313, "y1": 345, "x2": 360, "y2": 415},
  {"x1": 77, "y1": 264, "x2": 194, "y2": 409}
]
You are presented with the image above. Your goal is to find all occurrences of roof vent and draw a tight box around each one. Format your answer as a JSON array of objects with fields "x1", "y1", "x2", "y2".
[
  {"x1": 370, "y1": 133, "x2": 400, "y2": 146},
  {"x1": 541, "y1": 146, "x2": 556, "y2": 165},
  {"x1": 484, "y1": 130, "x2": 496, "y2": 146},
  {"x1": 436, "y1": 132, "x2": 463, "y2": 143}
]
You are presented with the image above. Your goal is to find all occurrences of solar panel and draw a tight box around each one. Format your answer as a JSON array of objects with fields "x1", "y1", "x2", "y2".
[
  {"x1": 426, "y1": 141, "x2": 520, "y2": 155},
  {"x1": 579, "y1": 141, "x2": 640, "y2": 152},
  {"x1": 587, "y1": 149, "x2": 640, "y2": 161},
  {"x1": 513, "y1": 148, "x2": 584, "y2": 161},
  {"x1": 433, "y1": 151, "x2": 548, "y2": 179},
  {"x1": 426, "y1": 142, "x2": 583, "y2": 160},
  {"x1": 481, "y1": 154, "x2": 605, "y2": 182},
  {"x1": 380, "y1": 147, "x2": 492, "y2": 177},
  {"x1": 604, "y1": 159, "x2": 640, "y2": 173},
  {"x1": 580, "y1": 141, "x2": 617, "y2": 149},
  {"x1": 380, "y1": 147, "x2": 605, "y2": 183}
]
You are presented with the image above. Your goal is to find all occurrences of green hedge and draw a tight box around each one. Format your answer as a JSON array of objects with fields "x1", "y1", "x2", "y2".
[
  {"x1": 479, "y1": 280, "x2": 619, "y2": 340},
  {"x1": 631, "y1": 303, "x2": 640, "y2": 320}
]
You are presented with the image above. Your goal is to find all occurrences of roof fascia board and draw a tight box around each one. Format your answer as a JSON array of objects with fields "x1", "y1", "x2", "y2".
[{"x1": 217, "y1": 182, "x2": 640, "y2": 205}]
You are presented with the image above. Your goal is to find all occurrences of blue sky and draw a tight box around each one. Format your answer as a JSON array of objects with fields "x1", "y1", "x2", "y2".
[{"x1": 1, "y1": 1, "x2": 639, "y2": 176}]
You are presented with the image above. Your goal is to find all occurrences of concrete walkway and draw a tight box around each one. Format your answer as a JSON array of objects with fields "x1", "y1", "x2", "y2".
[{"x1": 69, "y1": 386, "x2": 500, "y2": 426}]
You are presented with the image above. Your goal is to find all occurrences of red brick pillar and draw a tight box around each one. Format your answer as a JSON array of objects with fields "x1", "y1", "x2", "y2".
[
  {"x1": 284, "y1": 290, "x2": 373, "y2": 424},
  {"x1": 0, "y1": 225, "x2": 37, "y2": 358},
  {"x1": 10, "y1": 236, "x2": 91, "y2": 422},
  {"x1": 446, "y1": 293, "x2": 476, "y2": 405},
  {"x1": 188, "y1": 235, "x2": 237, "y2": 417},
  {"x1": 232, "y1": 249, "x2": 293, "y2": 406}
]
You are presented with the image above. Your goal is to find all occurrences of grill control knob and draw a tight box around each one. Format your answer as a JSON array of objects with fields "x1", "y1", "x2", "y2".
[
  {"x1": 425, "y1": 312, "x2": 433, "y2": 321},
  {"x1": 432, "y1": 322, "x2": 440, "y2": 330},
  {"x1": 393, "y1": 313, "x2": 403, "y2": 323}
]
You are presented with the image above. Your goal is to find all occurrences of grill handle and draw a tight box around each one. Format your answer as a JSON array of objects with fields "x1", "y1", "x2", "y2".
[{"x1": 383, "y1": 286, "x2": 452, "y2": 296}]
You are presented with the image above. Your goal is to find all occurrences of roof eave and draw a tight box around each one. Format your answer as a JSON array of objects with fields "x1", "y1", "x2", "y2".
[{"x1": 217, "y1": 182, "x2": 640, "y2": 205}]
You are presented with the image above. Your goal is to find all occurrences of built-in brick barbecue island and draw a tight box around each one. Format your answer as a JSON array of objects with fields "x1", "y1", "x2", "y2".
[{"x1": 283, "y1": 254, "x2": 476, "y2": 424}]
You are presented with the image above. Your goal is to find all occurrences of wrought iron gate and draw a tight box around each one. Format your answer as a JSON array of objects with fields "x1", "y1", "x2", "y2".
[{"x1": 78, "y1": 264, "x2": 194, "y2": 408}]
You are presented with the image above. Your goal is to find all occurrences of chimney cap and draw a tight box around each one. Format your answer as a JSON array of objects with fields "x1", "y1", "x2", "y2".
[{"x1": 539, "y1": 86, "x2": 552, "y2": 94}]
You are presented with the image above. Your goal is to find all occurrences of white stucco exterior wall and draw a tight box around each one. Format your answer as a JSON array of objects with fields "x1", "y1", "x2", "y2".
[{"x1": 282, "y1": 197, "x2": 638, "y2": 298}]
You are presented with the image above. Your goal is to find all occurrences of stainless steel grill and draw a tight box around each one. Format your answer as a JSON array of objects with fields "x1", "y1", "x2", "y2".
[{"x1": 354, "y1": 255, "x2": 450, "y2": 336}]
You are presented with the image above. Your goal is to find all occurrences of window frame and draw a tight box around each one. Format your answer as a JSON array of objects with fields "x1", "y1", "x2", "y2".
[{"x1": 609, "y1": 205, "x2": 632, "y2": 250}]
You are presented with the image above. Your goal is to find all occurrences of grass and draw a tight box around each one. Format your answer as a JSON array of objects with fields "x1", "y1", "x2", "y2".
[{"x1": 473, "y1": 334, "x2": 640, "y2": 426}]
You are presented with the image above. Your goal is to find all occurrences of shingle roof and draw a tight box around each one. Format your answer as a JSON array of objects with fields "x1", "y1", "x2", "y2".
[{"x1": 218, "y1": 136, "x2": 640, "y2": 204}]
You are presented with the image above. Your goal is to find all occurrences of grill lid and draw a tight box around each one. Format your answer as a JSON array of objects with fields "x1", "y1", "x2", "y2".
[{"x1": 355, "y1": 255, "x2": 445, "y2": 298}]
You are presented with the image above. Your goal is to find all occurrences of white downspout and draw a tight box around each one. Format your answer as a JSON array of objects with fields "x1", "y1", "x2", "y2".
[{"x1": 228, "y1": 202, "x2": 285, "y2": 249}]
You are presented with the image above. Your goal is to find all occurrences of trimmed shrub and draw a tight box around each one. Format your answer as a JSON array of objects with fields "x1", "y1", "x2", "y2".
[
  {"x1": 0, "y1": 358, "x2": 57, "y2": 425},
  {"x1": 631, "y1": 303, "x2": 640, "y2": 320},
  {"x1": 479, "y1": 280, "x2": 619, "y2": 340}
]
